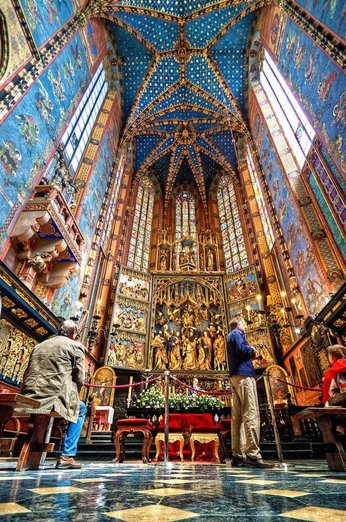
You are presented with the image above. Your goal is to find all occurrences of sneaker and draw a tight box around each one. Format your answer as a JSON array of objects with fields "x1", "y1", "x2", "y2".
[
  {"x1": 56, "y1": 456, "x2": 82, "y2": 469},
  {"x1": 245, "y1": 456, "x2": 274, "y2": 468},
  {"x1": 231, "y1": 456, "x2": 246, "y2": 467}
]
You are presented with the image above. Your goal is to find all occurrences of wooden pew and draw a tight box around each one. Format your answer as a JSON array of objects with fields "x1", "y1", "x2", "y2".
[
  {"x1": 296, "y1": 406, "x2": 346, "y2": 471},
  {"x1": 328, "y1": 392, "x2": 346, "y2": 407},
  {"x1": 0, "y1": 393, "x2": 62, "y2": 471}
]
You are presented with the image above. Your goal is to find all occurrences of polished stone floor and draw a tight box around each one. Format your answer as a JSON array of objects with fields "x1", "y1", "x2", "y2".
[{"x1": 0, "y1": 459, "x2": 345, "y2": 521}]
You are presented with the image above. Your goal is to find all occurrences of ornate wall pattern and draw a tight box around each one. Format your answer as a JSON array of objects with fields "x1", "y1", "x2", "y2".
[
  {"x1": 295, "y1": 0, "x2": 346, "y2": 37},
  {"x1": 0, "y1": 31, "x2": 90, "y2": 248},
  {"x1": 18, "y1": 0, "x2": 75, "y2": 48},
  {"x1": 253, "y1": 125, "x2": 330, "y2": 315},
  {"x1": 0, "y1": 318, "x2": 36, "y2": 384}
]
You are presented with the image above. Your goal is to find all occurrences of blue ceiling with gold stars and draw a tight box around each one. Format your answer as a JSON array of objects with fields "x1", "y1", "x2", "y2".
[{"x1": 106, "y1": 1, "x2": 264, "y2": 210}]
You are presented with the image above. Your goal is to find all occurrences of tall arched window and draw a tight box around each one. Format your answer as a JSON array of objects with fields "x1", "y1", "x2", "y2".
[
  {"x1": 246, "y1": 146, "x2": 275, "y2": 251},
  {"x1": 217, "y1": 176, "x2": 249, "y2": 273},
  {"x1": 127, "y1": 176, "x2": 154, "y2": 272},
  {"x1": 61, "y1": 62, "x2": 108, "y2": 174},
  {"x1": 175, "y1": 190, "x2": 197, "y2": 241}
]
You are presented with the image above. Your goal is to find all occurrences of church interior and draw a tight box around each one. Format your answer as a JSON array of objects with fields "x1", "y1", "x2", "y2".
[{"x1": 0, "y1": 0, "x2": 345, "y2": 520}]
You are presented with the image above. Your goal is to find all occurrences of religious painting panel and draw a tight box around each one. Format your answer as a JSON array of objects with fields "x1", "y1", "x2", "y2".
[
  {"x1": 225, "y1": 266, "x2": 259, "y2": 303},
  {"x1": 18, "y1": 0, "x2": 75, "y2": 48},
  {"x1": 264, "y1": 365, "x2": 292, "y2": 405},
  {"x1": 278, "y1": 18, "x2": 345, "y2": 173},
  {"x1": 149, "y1": 275, "x2": 228, "y2": 372},
  {"x1": 107, "y1": 332, "x2": 145, "y2": 370},
  {"x1": 105, "y1": 267, "x2": 151, "y2": 370},
  {"x1": 0, "y1": 318, "x2": 36, "y2": 385},
  {"x1": 88, "y1": 365, "x2": 116, "y2": 407}
]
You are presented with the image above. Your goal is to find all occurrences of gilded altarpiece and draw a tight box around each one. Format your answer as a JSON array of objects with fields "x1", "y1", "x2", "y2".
[
  {"x1": 106, "y1": 267, "x2": 151, "y2": 370},
  {"x1": 149, "y1": 275, "x2": 228, "y2": 372},
  {"x1": 0, "y1": 319, "x2": 36, "y2": 384},
  {"x1": 224, "y1": 266, "x2": 274, "y2": 369}
]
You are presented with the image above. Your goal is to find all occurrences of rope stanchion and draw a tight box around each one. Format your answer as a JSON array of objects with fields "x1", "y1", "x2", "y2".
[
  {"x1": 269, "y1": 375, "x2": 321, "y2": 393},
  {"x1": 83, "y1": 376, "x2": 161, "y2": 389}
]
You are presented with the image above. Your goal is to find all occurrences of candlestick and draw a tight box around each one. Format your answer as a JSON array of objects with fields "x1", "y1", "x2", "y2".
[
  {"x1": 246, "y1": 305, "x2": 251, "y2": 322},
  {"x1": 127, "y1": 376, "x2": 133, "y2": 403}
]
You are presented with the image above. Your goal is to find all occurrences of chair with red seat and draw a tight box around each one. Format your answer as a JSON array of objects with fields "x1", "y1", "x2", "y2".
[
  {"x1": 114, "y1": 418, "x2": 152, "y2": 463},
  {"x1": 187, "y1": 413, "x2": 220, "y2": 462},
  {"x1": 154, "y1": 413, "x2": 185, "y2": 461}
]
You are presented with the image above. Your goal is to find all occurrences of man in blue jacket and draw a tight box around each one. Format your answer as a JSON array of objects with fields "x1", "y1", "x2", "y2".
[{"x1": 227, "y1": 317, "x2": 273, "y2": 468}]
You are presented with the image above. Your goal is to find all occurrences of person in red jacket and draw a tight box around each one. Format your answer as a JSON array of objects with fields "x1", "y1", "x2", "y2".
[{"x1": 322, "y1": 344, "x2": 346, "y2": 406}]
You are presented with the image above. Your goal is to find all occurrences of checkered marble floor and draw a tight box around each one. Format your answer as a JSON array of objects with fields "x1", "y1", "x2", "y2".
[{"x1": 0, "y1": 459, "x2": 345, "y2": 521}]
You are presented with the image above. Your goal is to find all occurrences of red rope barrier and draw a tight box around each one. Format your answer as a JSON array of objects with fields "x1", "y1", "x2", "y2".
[
  {"x1": 268, "y1": 374, "x2": 321, "y2": 393},
  {"x1": 171, "y1": 376, "x2": 233, "y2": 396},
  {"x1": 83, "y1": 376, "x2": 161, "y2": 389}
]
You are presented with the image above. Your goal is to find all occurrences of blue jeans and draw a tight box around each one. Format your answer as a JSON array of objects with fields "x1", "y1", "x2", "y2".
[{"x1": 61, "y1": 401, "x2": 87, "y2": 457}]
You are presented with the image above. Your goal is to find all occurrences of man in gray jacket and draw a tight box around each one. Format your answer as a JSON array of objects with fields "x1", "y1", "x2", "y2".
[{"x1": 21, "y1": 319, "x2": 87, "y2": 469}]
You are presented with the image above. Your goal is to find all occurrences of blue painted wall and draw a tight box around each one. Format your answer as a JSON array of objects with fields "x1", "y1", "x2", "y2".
[
  {"x1": 51, "y1": 128, "x2": 114, "y2": 318},
  {"x1": 257, "y1": 127, "x2": 330, "y2": 315},
  {"x1": 278, "y1": 18, "x2": 345, "y2": 172},
  {"x1": 296, "y1": 1, "x2": 346, "y2": 38},
  {"x1": 19, "y1": 0, "x2": 75, "y2": 48},
  {"x1": 0, "y1": 33, "x2": 90, "y2": 247}
]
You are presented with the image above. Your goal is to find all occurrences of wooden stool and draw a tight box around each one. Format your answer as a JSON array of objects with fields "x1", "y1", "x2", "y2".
[
  {"x1": 114, "y1": 419, "x2": 152, "y2": 464},
  {"x1": 190, "y1": 433, "x2": 220, "y2": 462},
  {"x1": 154, "y1": 433, "x2": 185, "y2": 462}
]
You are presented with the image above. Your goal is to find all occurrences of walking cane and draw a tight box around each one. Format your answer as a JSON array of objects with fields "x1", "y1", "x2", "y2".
[{"x1": 263, "y1": 371, "x2": 285, "y2": 468}]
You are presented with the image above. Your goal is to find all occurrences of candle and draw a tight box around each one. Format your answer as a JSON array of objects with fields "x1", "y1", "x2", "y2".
[
  {"x1": 280, "y1": 291, "x2": 287, "y2": 307},
  {"x1": 127, "y1": 376, "x2": 133, "y2": 402},
  {"x1": 291, "y1": 298, "x2": 297, "y2": 313},
  {"x1": 281, "y1": 308, "x2": 286, "y2": 319},
  {"x1": 256, "y1": 294, "x2": 263, "y2": 311},
  {"x1": 246, "y1": 305, "x2": 251, "y2": 321}
]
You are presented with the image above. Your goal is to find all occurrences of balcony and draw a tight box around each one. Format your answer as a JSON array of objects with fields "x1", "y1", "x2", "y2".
[{"x1": 10, "y1": 185, "x2": 84, "y2": 289}]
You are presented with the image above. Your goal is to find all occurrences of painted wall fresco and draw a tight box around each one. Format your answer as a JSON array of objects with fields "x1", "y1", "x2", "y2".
[
  {"x1": 255, "y1": 124, "x2": 330, "y2": 315},
  {"x1": 0, "y1": 0, "x2": 32, "y2": 88},
  {"x1": 18, "y1": 0, "x2": 75, "y2": 48},
  {"x1": 278, "y1": 18, "x2": 345, "y2": 173},
  {"x1": 51, "y1": 128, "x2": 114, "y2": 318},
  {"x1": 296, "y1": 0, "x2": 346, "y2": 38},
  {"x1": 0, "y1": 32, "x2": 90, "y2": 247}
]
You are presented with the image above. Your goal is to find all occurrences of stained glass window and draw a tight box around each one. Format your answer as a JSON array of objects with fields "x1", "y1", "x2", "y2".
[
  {"x1": 127, "y1": 176, "x2": 154, "y2": 272},
  {"x1": 246, "y1": 147, "x2": 275, "y2": 251},
  {"x1": 259, "y1": 50, "x2": 315, "y2": 169},
  {"x1": 61, "y1": 62, "x2": 108, "y2": 174},
  {"x1": 217, "y1": 176, "x2": 249, "y2": 272},
  {"x1": 175, "y1": 191, "x2": 197, "y2": 241}
]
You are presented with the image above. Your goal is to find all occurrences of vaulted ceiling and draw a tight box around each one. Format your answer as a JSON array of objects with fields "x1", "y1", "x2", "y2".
[{"x1": 104, "y1": 1, "x2": 267, "y2": 211}]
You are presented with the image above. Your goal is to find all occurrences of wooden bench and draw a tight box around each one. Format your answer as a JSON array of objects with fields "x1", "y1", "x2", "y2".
[
  {"x1": 328, "y1": 392, "x2": 346, "y2": 407},
  {"x1": 296, "y1": 406, "x2": 346, "y2": 471},
  {"x1": 0, "y1": 393, "x2": 62, "y2": 471}
]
